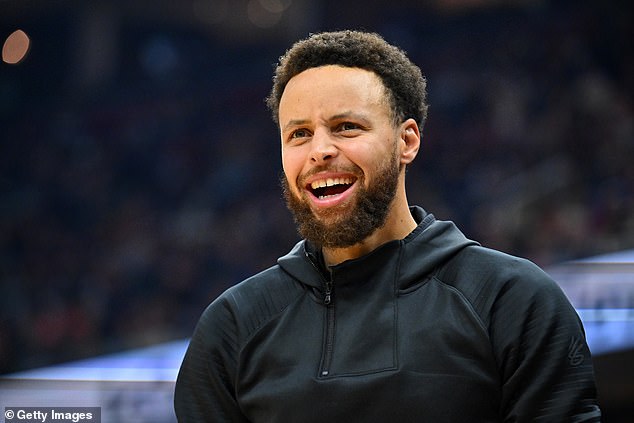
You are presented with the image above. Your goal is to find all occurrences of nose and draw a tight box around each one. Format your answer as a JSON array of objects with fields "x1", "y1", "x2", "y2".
[{"x1": 309, "y1": 128, "x2": 338, "y2": 164}]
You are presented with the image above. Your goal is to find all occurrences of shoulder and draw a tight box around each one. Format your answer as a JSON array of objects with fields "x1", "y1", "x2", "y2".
[
  {"x1": 439, "y1": 245, "x2": 549, "y2": 284},
  {"x1": 195, "y1": 264, "x2": 306, "y2": 344},
  {"x1": 435, "y1": 245, "x2": 570, "y2": 328},
  {"x1": 439, "y1": 244, "x2": 559, "y2": 291}
]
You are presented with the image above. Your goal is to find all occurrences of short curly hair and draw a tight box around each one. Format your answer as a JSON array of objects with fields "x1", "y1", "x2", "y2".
[{"x1": 266, "y1": 30, "x2": 428, "y2": 134}]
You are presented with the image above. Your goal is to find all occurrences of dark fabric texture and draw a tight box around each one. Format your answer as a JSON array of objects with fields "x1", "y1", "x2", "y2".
[{"x1": 174, "y1": 206, "x2": 601, "y2": 422}]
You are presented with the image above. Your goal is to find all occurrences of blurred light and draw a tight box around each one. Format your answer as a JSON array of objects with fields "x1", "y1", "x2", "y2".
[
  {"x1": 259, "y1": 0, "x2": 292, "y2": 14},
  {"x1": 247, "y1": 0, "x2": 285, "y2": 28},
  {"x1": 2, "y1": 29, "x2": 31, "y2": 65},
  {"x1": 140, "y1": 36, "x2": 179, "y2": 79}
]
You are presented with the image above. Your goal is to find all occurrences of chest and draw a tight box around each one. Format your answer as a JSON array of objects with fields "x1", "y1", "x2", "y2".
[{"x1": 236, "y1": 280, "x2": 501, "y2": 422}]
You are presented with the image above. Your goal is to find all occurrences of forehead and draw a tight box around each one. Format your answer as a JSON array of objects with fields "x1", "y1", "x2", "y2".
[{"x1": 279, "y1": 65, "x2": 389, "y2": 118}]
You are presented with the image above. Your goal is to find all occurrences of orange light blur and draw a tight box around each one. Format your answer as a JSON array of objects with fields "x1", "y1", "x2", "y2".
[{"x1": 3, "y1": 29, "x2": 31, "y2": 65}]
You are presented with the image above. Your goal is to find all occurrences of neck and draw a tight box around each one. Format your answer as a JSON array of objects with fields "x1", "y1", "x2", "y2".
[{"x1": 322, "y1": 199, "x2": 417, "y2": 267}]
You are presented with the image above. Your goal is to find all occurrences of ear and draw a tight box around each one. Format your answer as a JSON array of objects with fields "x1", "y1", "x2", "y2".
[{"x1": 398, "y1": 118, "x2": 420, "y2": 165}]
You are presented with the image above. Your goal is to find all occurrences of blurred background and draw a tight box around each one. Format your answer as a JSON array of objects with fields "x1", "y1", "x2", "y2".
[{"x1": 1, "y1": 0, "x2": 632, "y2": 421}]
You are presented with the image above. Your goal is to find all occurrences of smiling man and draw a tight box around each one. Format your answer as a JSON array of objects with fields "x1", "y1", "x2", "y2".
[
  {"x1": 279, "y1": 64, "x2": 419, "y2": 264},
  {"x1": 174, "y1": 30, "x2": 601, "y2": 422}
]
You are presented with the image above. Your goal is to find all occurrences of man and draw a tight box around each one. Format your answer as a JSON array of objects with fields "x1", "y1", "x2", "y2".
[{"x1": 174, "y1": 30, "x2": 601, "y2": 422}]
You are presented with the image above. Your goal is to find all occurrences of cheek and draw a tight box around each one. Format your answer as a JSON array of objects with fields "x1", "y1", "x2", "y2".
[
  {"x1": 281, "y1": 149, "x2": 303, "y2": 184},
  {"x1": 362, "y1": 149, "x2": 395, "y2": 183}
]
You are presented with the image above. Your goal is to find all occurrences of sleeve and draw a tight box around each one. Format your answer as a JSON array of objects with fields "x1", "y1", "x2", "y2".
[
  {"x1": 174, "y1": 296, "x2": 251, "y2": 423},
  {"x1": 490, "y1": 260, "x2": 602, "y2": 422}
]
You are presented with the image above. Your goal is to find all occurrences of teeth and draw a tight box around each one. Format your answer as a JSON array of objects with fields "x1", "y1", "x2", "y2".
[{"x1": 310, "y1": 177, "x2": 353, "y2": 190}]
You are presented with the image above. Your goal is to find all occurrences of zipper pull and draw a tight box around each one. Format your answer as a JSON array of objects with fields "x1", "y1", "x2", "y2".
[{"x1": 324, "y1": 281, "x2": 333, "y2": 305}]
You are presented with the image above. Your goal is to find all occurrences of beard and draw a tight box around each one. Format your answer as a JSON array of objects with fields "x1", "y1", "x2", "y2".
[{"x1": 281, "y1": 149, "x2": 401, "y2": 249}]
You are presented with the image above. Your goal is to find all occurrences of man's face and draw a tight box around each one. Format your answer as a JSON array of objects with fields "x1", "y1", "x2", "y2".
[{"x1": 278, "y1": 65, "x2": 403, "y2": 248}]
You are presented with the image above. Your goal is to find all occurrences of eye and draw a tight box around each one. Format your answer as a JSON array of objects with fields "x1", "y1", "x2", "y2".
[
  {"x1": 339, "y1": 122, "x2": 359, "y2": 131},
  {"x1": 289, "y1": 128, "x2": 311, "y2": 140},
  {"x1": 335, "y1": 121, "x2": 365, "y2": 137}
]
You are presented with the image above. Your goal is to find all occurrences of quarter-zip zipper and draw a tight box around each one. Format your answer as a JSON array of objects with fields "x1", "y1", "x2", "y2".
[
  {"x1": 323, "y1": 280, "x2": 333, "y2": 305},
  {"x1": 320, "y1": 278, "x2": 335, "y2": 377},
  {"x1": 305, "y1": 249, "x2": 336, "y2": 378}
]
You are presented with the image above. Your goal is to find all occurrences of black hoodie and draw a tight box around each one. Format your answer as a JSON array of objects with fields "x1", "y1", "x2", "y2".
[{"x1": 175, "y1": 206, "x2": 601, "y2": 422}]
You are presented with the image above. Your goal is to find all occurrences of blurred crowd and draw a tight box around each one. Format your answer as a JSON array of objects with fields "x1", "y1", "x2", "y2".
[{"x1": 1, "y1": 1, "x2": 632, "y2": 373}]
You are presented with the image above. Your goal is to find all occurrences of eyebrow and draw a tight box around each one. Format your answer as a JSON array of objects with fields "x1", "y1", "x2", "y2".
[
  {"x1": 282, "y1": 119, "x2": 309, "y2": 133},
  {"x1": 282, "y1": 112, "x2": 371, "y2": 132},
  {"x1": 330, "y1": 111, "x2": 370, "y2": 123}
]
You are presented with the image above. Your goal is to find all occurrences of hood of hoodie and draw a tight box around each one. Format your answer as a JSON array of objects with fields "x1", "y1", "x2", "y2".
[{"x1": 277, "y1": 206, "x2": 478, "y2": 291}]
